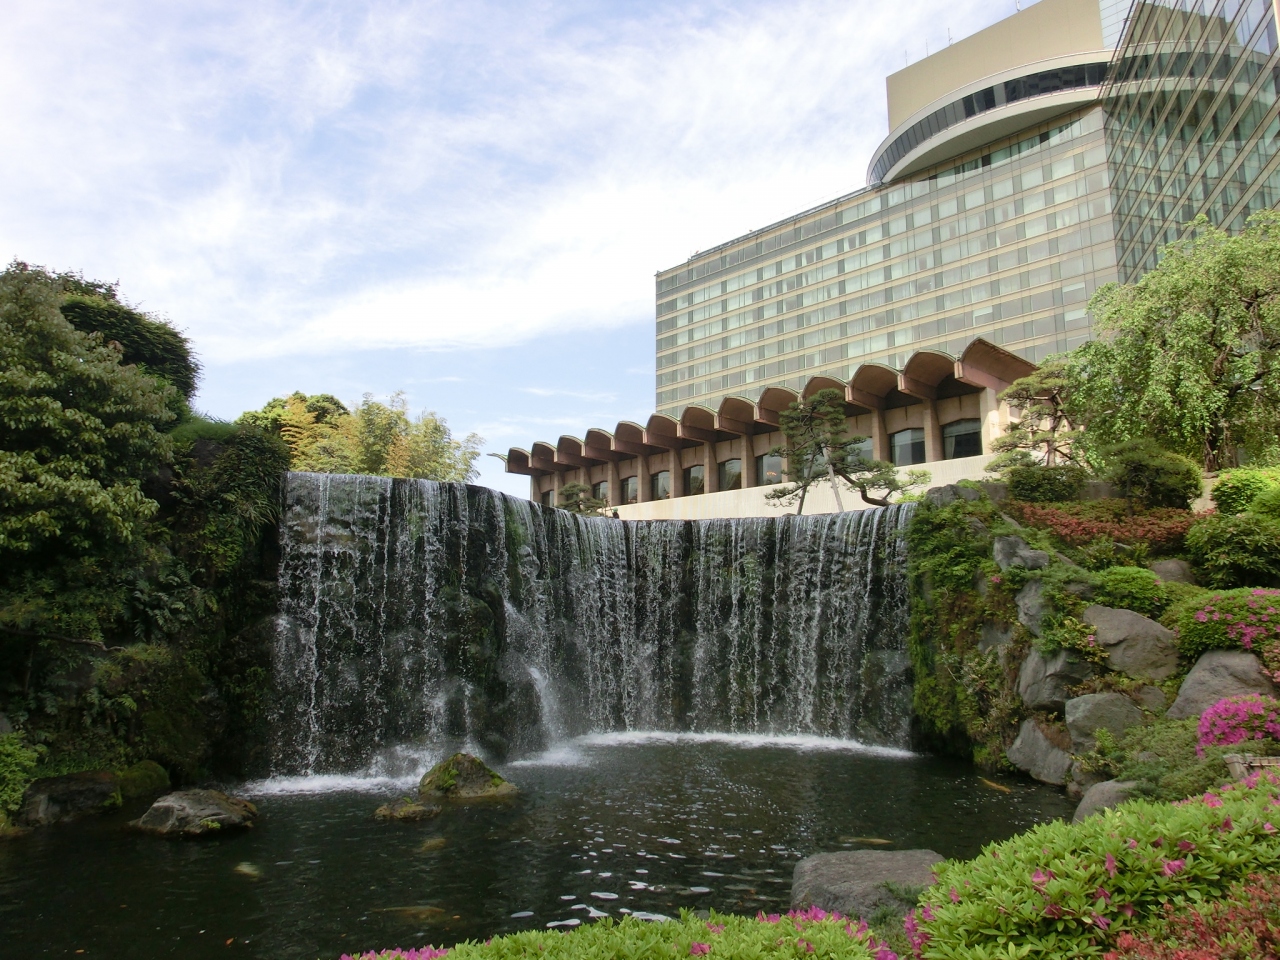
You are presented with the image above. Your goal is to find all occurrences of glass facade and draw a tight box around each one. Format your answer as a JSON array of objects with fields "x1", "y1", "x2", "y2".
[
  {"x1": 622, "y1": 476, "x2": 638, "y2": 504},
  {"x1": 1104, "y1": 0, "x2": 1280, "y2": 281},
  {"x1": 718, "y1": 459, "x2": 743, "y2": 491},
  {"x1": 592, "y1": 480, "x2": 609, "y2": 502},
  {"x1": 683, "y1": 464, "x2": 705, "y2": 495},
  {"x1": 891, "y1": 429, "x2": 927, "y2": 466},
  {"x1": 650, "y1": 471, "x2": 671, "y2": 501},
  {"x1": 942, "y1": 418, "x2": 984, "y2": 458},
  {"x1": 756, "y1": 453, "x2": 783, "y2": 485}
]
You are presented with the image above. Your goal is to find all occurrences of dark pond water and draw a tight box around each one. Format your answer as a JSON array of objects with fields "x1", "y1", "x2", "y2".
[{"x1": 0, "y1": 733, "x2": 1074, "y2": 960}]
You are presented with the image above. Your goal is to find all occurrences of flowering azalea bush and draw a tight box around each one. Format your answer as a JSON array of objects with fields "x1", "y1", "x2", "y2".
[
  {"x1": 1005, "y1": 500, "x2": 1198, "y2": 552},
  {"x1": 1103, "y1": 872, "x2": 1280, "y2": 959},
  {"x1": 1169, "y1": 588, "x2": 1280, "y2": 678},
  {"x1": 342, "y1": 907, "x2": 897, "y2": 960},
  {"x1": 907, "y1": 771, "x2": 1280, "y2": 959},
  {"x1": 1198, "y1": 695, "x2": 1280, "y2": 755}
]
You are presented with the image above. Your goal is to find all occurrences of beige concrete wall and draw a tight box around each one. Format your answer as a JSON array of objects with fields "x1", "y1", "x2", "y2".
[
  {"x1": 886, "y1": 0, "x2": 1104, "y2": 128},
  {"x1": 612, "y1": 454, "x2": 992, "y2": 521}
]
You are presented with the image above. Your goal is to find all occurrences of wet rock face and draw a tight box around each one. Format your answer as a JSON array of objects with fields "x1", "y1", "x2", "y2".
[
  {"x1": 1065, "y1": 693, "x2": 1144, "y2": 754},
  {"x1": 1167, "y1": 651, "x2": 1278, "y2": 720},
  {"x1": 1082, "y1": 605, "x2": 1179, "y2": 682},
  {"x1": 132, "y1": 789, "x2": 258, "y2": 836},
  {"x1": 994, "y1": 536, "x2": 1051, "y2": 572},
  {"x1": 18, "y1": 771, "x2": 121, "y2": 826},
  {"x1": 374, "y1": 797, "x2": 442, "y2": 821},
  {"x1": 1006, "y1": 719, "x2": 1073, "y2": 785},
  {"x1": 419, "y1": 753, "x2": 518, "y2": 802},
  {"x1": 1018, "y1": 649, "x2": 1094, "y2": 713},
  {"x1": 791, "y1": 849, "x2": 942, "y2": 920},
  {"x1": 1016, "y1": 580, "x2": 1048, "y2": 636}
]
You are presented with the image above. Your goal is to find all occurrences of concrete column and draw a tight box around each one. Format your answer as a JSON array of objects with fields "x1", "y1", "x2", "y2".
[
  {"x1": 670, "y1": 449, "x2": 684, "y2": 498},
  {"x1": 637, "y1": 455, "x2": 651, "y2": 503},
  {"x1": 870, "y1": 411, "x2": 889, "y2": 462},
  {"x1": 551, "y1": 470, "x2": 564, "y2": 505},
  {"x1": 529, "y1": 477, "x2": 540, "y2": 501},
  {"x1": 741, "y1": 434, "x2": 757, "y2": 488},
  {"x1": 703, "y1": 441, "x2": 718, "y2": 493},
  {"x1": 607, "y1": 460, "x2": 621, "y2": 507},
  {"x1": 979, "y1": 387, "x2": 1001, "y2": 455},
  {"x1": 922, "y1": 400, "x2": 942, "y2": 462}
]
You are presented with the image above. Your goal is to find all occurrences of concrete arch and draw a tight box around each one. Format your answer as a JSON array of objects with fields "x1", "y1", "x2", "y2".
[
  {"x1": 900, "y1": 350, "x2": 959, "y2": 400},
  {"x1": 801, "y1": 375, "x2": 847, "y2": 400},
  {"x1": 757, "y1": 386, "x2": 799, "y2": 426},
  {"x1": 716, "y1": 396, "x2": 759, "y2": 435},
  {"x1": 956, "y1": 337, "x2": 1037, "y2": 392}
]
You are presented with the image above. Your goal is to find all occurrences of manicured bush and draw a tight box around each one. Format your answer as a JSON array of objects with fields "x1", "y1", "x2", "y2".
[
  {"x1": 909, "y1": 772, "x2": 1280, "y2": 959},
  {"x1": 1212, "y1": 468, "x2": 1280, "y2": 515},
  {"x1": 1093, "y1": 567, "x2": 1169, "y2": 617},
  {"x1": 1184, "y1": 513, "x2": 1280, "y2": 588},
  {"x1": 1007, "y1": 464, "x2": 1088, "y2": 503},
  {"x1": 1102, "y1": 441, "x2": 1204, "y2": 511},
  {"x1": 1168, "y1": 588, "x2": 1280, "y2": 665},
  {"x1": 1198, "y1": 695, "x2": 1280, "y2": 755},
  {"x1": 1099, "y1": 718, "x2": 1243, "y2": 803},
  {"x1": 1006, "y1": 500, "x2": 1197, "y2": 553},
  {"x1": 342, "y1": 908, "x2": 898, "y2": 960},
  {"x1": 0, "y1": 733, "x2": 38, "y2": 817},
  {"x1": 1255, "y1": 485, "x2": 1280, "y2": 521},
  {"x1": 1103, "y1": 872, "x2": 1280, "y2": 959}
]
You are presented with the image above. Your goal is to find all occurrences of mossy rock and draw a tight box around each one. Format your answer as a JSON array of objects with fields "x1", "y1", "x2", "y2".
[
  {"x1": 374, "y1": 797, "x2": 442, "y2": 821},
  {"x1": 116, "y1": 760, "x2": 170, "y2": 799},
  {"x1": 418, "y1": 753, "x2": 517, "y2": 802}
]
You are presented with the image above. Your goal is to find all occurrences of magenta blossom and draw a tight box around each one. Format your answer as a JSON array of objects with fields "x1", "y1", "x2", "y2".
[
  {"x1": 689, "y1": 943, "x2": 711, "y2": 956},
  {"x1": 1162, "y1": 858, "x2": 1186, "y2": 876},
  {"x1": 705, "y1": 923, "x2": 725, "y2": 935},
  {"x1": 1104, "y1": 853, "x2": 1117, "y2": 877}
]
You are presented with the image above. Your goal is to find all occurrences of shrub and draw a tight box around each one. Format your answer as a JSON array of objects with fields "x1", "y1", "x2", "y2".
[
  {"x1": 341, "y1": 908, "x2": 897, "y2": 960},
  {"x1": 1093, "y1": 567, "x2": 1169, "y2": 617},
  {"x1": 1102, "y1": 441, "x2": 1204, "y2": 511},
  {"x1": 909, "y1": 772, "x2": 1280, "y2": 959},
  {"x1": 1212, "y1": 468, "x2": 1280, "y2": 515},
  {"x1": 0, "y1": 732, "x2": 38, "y2": 817},
  {"x1": 1104, "y1": 872, "x2": 1280, "y2": 959},
  {"x1": 1198, "y1": 695, "x2": 1280, "y2": 755},
  {"x1": 1007, "y1": 464, "x2": 1088, "y2": 503},
  {"x1": 1185, "y1": 513, "x2": 1280, "y2": 588},
  {"x1": 1111, "y1": 718, "x2": 1245, "y2": 802},
  {"x1": 1006, "y1": 500, "x2": 1197, "y2": 553},
  {"x1": 1168, "y1": 588, "x2": 1280, "y2": 664},
  {"x1": 1254, "y1": 485, "x2": 1280, "y2": 521}
]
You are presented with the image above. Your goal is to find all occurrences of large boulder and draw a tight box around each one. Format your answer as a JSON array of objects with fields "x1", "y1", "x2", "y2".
[
  {"x1": 1006, "y1": 719, "x2": 1073, "y2": 785},
  {"x1": 1167, "y1": 651, "x2": 1279, "y2": 720},
  {"x1": 1073, "y1": 780, "x2": 1138, "y2": 822},
  {"x1": 791, "y1": 849, "x2": 942, "y2": 919},
  {"x1": 18, "y1": 771, "x2": 121, "y2": 826},
  {"x1": 132, "y1": 789, "x2": 258, "y2": 836},
  {"x1": 924, "y1": 484, "x2": 983, "y2": 508},
  {"x1": 1016, "y1": 580, "x2": 1049, "y2": 636},
  {"x1": 978, "y1": 621, "x2": 1015, "y2": 653},
  {"x1": 419, "y1": 753, "x2": 518, "y2": 802},
  {"x1": 1065, "y1": 693, "x2": 1144, "y2": 754},
  {"x1": 1018, "y1": 649, "x2": 1094, "y2": 712},
  {"x1": 1149, "y1": 559, "x2": 1195, "y2": 585},
  {"x1": 994, "y1": 536, "x2": 1051, "y2": 572},
  {"x1": 1082, "y1": 605, "x2": 1179, "y2": 681}
]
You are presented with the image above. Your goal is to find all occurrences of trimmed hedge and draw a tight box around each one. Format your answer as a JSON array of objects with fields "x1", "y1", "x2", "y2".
[
  {"x1": 1167, "y1": 587, "x2": 1280, "y2": 660},
  {"x1": 909, "y1": 772, "x2": 1280, "y2": 959},
  {"x1": 1212, "y1": 468, "x2": 1280, "y2": 515},
  {"x1": 1184, "y1": 513, "x2": 1280, "y2": 588},
  {"x1": 1005, "y1": 500, "x2": 1197, "y2": 553}
]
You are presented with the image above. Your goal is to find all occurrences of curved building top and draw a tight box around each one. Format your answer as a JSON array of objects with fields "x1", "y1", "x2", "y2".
[{"x1": 871, "y1": 0, "x2": 1112, "y2": 184}]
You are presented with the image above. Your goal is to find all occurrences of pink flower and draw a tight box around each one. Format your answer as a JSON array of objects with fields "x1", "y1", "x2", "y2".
[
  {"x1": 756, "y1": 913, "x2": 781, "y2": 924},
  {"x1": 1221, "y1": 816, "x2": 1234, "y2": 832},
  {"x1": 1104, "y1": 853, "x2": 1117, "y2": 877},
  {"x1": 705, "y1": 924, "x2": 725, "y2": 935},
  {"x1": 1094, "y1": 887, "x2": 1111, "y2": 902},
  {"x1": 949, "y1": 887, "x2": 960, "y2": 903},
  {"x1": 1178, "y1": 840, "x2": 1196, "y2": 852},
  {"x1": 1043, "y1": 903, "x2": 1063, "y2": 919},
  {"x1": 796, "y1": 940, "x2": 814, "y2": 954},
  {"x1": 1162, "y1": 858, "x2": 1186, "y2": 876},
  {"x1": 1127, "y1": 838, "x2": 1139, "y2": 849},
  {"x1": 920, "y1": 904, "x2": 935, "y2": 922},
  {"x1": 1266, "y1": 823, "x2": 1277, "y2": 834},
  {"x1": 1120, "y1": 904, "x2": 1135, "y2": 917},
  {"x1": 1092, "y1": 914, "x2": 1111, "y2": 930},
  {"x1": 1204, "y1": 793, "x2": 1224, "y2": 808},
  {"x1": 1031, "y1": 868, "x2": 1055, "y2": 886},
  {"x1": 690, "y1": 944, "x2": 711, "y2": 956}
]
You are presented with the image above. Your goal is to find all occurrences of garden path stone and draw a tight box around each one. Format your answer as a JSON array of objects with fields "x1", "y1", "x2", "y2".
[
  {"x1": 1167, "y1": 651, "x2": 1278, "y2": 719},
  {"x1": 791, "y1": 849, "x2": 942, "y2": 920},
  {"x1": 132, "y1": 789, "x2": 258, "y2": 836},
  {"x1": 1018, "y1": 648, "x2": 1093, "y2": 712},
  {"x1": 1006, "y1": 718, "x2": 1073, "y2": 785},
  {"x1": 1082, "y1": 605, "x2": 1179, "y2": 681},
  {"x1": 1073, "y1": 780, "x2": 1138, "y2": 822},
  {"x1": 994, "y1": 536, "x2": 1051, "y2": 571},
  {"x1": 18, "y1": 771, "x2": 121, "y2": 826},
  {"x1": 1065, "y1": 693, "x2": 1144, "y2": 753}
]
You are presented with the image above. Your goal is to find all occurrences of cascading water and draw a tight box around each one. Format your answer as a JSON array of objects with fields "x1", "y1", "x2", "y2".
[{"x1": 271, "y1": 473, "x2": 914, "y2": 776}]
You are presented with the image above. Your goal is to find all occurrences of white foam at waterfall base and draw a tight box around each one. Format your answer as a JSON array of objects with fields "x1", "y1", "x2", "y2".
[{"x1": 570, "y1": 730, "x2": 915, "y2": 758}]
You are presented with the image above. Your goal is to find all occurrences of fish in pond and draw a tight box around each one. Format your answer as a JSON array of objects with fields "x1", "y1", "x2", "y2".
[
  {"x1": 373, "y1": 906, "x2": 447, "y2": 922},
  {"x1": 840, "y1": 837, "x2": 892, "y2": 845},
  {"x1": 233, "y1": 862, "x2": 262, "y2": 879},
  {"x1": 418, "y1": 837, "x2": 448, "y2": 853},
  {"x1": 979, "y1": 778, "x2": 1012, "y2": 794}
]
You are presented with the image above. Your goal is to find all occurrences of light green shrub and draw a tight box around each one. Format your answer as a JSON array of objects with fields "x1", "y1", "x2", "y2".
[
  {"x1": 1212, "y1": 468, "x2": 1280, "y2": 515},
  {"x1": 1184, "y1": 513, "x2": 1280, "y2": 588},
  {"x1": 1253, "y1": 485, "x2": 1280, "y2": 521},
  {"x1": 1102, "y1": 441, "x2": 1203, "y2": 510},
  {"x1": 1093, "y1": 566, "x2": 1168, "y2": 617},
  {"x1": 1007, "y1": 464, "x2": 1088, "y2": 503},
  {"x1": 0, "y1": 733, "x2": 38, "y2": 815}
]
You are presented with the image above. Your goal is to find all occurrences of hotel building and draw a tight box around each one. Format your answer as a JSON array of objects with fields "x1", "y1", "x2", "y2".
[{"x1": 505, "y1": 0, "x2": 1280, "y2": 517}]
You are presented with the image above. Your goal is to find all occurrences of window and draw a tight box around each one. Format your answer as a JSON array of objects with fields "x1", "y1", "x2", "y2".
[
  {"x1": 848, "y1": 437, "x2": 873, "y2": 461},
  {"x1": 718, "y1": 459, "x2": 743, "y2": 491},
  {"x1": 942, "y1": 419, "x2": 983, "y2": 459},
  {"x1": 592, "y1": 480, "x2": 609, "y2": 502},
  {"x1": 540, "y1": 490, "x2": 554, "y2": 507},
  {"x1": 622, "y1": 476, "x2": 638, "y2": 504},
  {"x1": 683, "y1": 464, "x2": 705, "y2": 496},
  {"x1": 756, "y1": 453, "x2": 783, "y2": 485},
  {"x1": 651, "y1": 471, "x2": 671, "y2": 500},
  {"x1": 890, "y1": 428, "x2": 926, "y2": 466}
]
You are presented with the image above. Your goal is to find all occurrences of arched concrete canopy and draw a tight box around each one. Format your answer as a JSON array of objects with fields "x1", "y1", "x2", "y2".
[
  {"x1": 716, "y1": 396, "x2": 758, "y2": 436},
  {"x1": 583, "y1": 427, "x2": 623, "y2": 461},
  {"x1": 505, "y1": 448, "x2": 550, "y2": 477},
  {"x1": 757, "y1": 386, "x2": 799, "y2": 426},
  {"x1": 645, "y1": 413, "x2": 695, "y2": 449},
  {"x1": 531, "y1": 441, "x2": 558, "y2": 464},
  {"x1": 557, "y1": 435, "x2": 604, "y2": 467},
  {"x1": 957, "y1": 337, "x2": 1037, "y2": 391},
  {"x1": 900, "y1": 350, "x2": 959, "y2": 399},
  {"x1": 801, "y1": 376, "x2": 847, "y2": 400},
  {"x1": 613, "y1": 420, "x2": 661, "y2": 456},
  {"x1": 679, "y1": 405, "x2": 727, "y2": 443}
]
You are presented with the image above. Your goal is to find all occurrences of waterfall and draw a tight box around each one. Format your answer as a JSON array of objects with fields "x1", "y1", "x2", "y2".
[{"x1": 271, "y1": 473, "x2": 914, "y2": 775}]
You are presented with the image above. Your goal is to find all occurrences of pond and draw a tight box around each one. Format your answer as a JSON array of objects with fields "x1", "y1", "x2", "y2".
[{"x1": 1, "y1": 733, "x2": 1074, "y2": 960}]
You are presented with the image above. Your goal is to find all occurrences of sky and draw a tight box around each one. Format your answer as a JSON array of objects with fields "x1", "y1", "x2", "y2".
[{"x1": 2, "y1": 0, "x2": 1032, "y2": 498}]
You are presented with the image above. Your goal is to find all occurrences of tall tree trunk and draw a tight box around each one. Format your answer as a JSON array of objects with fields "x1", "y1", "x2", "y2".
[{"x1": 826, "y1": 462, "x2": 845, "y2": 512}]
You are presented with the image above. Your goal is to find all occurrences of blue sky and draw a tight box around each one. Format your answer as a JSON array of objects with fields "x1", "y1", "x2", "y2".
[{"x1": 3, "y1": 0, "x2": 1028, "y2": 498}]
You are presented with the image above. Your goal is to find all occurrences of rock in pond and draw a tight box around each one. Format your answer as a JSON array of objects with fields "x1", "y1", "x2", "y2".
[
  {"x1": 1167, "y1": 650, "x2": 1278, "y2": 720},
  {"x1": 419, "y1": 753, "x2": 518, "y2": 802},
  {"x1": 791, "y1": 849, "x2": 942, "y2": 920},
  {"x1": 1065, "y1": 693, "x2": 1144, "y2": 754},
  {"x1": 1018, "y1": 648, "x2": 1093, "y2": 713},
  {"x1": 1073, "y1": 780, "x2": 1138, "y2": 822},
  {"x1": 1082, "y1": 605, "x2": 1178, "y2": 681},
  {"x1": 132, "y1": 789, "x2": 258, "y2": 836},
  {"x1": 375, "y1": 797, "x2": 442, "y2": 821},
  {"x1": 994, "y1": 535, "x2": 1051, "y2": 572},
  {"x1": 1006, "y1": 718, "x2": 1073, "y2": 785},
  {"x1": 19, "y1": 771, "x2": 121, "y2": 826}
]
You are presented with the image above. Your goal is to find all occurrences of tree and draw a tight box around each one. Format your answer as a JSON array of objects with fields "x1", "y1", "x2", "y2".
[
  {"x1": 557, "y1": 482, "x2": 606, "y2": 515},
  {"x1": 1076, "y1": 211, "x2": 1280, "y2": 470},
  {"x1": 986, "y1": 356, "x2": 1084, "y2": 472},
  {"x1": 766, "y1": 388, "x2": 928, "y2": 515}
]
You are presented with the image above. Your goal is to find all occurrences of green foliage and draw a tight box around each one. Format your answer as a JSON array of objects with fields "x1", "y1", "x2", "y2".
[
  {"x1": 1093, "y1": 567, "x2": 1169, "y2": 618},
  {"x1": 1166, "y1": 588, "x2": 1280, "y2": 668},
  {"x1": 1040, "y1": 615, "x2": 1108, "y2": 664},
  {"x1": 1075, "y1": 211, "x2": 1280, "y2": 470},
  {"x1": 242, "y1": 390, "x2": 482, "y2": 481},
  {"x1": 0, "y1": 732, "x2": 39, "y2": 815},
  {"x1": 1184, "y1": 513, "x2": 1280, "y2": 588},
  {"x1": 116, "y1": 759, "x2": 169, "y2": 798},
  {"x1": 1212, "y1": 468, "x2": 1280, "y2": 515},
  {"x1": 1254, "y1": 485, "x2": 1280, "y2": 521},
  {"x1": 914, "y1": 774, "x2": 1280, "y2": 958},
  {"x1": 1101, "y1": 440, "x2": 1203, "y2": 511},
  {"x1": 168, "y1": 413, "x2": 239, "y2": 447},
  {"x1": 1006, "y1": 464, "x2": 1088, "y2": 503},
  {"x1": 1110, "y1": 718, "x2": 1247, "y2": 802},
  {"x1": 557, "y1": 482, "x2": 605, "y2": 516},
  {"x1": 1074, "y1": 537, "x2": 1151, "y2": 572},
  {"x1": 988, "y1": 356, "x2": 1086, "y2": 472}
]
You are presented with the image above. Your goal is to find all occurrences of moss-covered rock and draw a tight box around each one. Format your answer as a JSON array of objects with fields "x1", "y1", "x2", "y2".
[
  {"x1": 373, "y1": 797, "x2": 442, "y2": 821},
  {"x1": 116, "y1": 760, "x2": 170, "y2": 799},
  {"x1": 418, "y1": 752, "x2": 517, "y2": 802}
]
